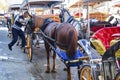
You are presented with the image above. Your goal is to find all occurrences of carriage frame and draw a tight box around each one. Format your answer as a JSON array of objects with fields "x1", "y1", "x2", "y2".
[{"x1": 23, "y1": 0, "x2": 120, "y2": 80}]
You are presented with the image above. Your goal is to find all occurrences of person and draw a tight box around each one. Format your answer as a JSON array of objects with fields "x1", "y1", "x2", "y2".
[{"x1": 8, "y1": 11, "x2": 30, "y2": 51}]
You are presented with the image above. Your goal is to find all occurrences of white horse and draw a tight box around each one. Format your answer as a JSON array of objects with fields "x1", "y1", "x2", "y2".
[{"x1": 59, "y1": 8, "x2": 85, "y2": 39}]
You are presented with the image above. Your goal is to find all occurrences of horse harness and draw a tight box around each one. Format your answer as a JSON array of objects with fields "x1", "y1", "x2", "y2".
[
  {"x1": 41, "y1": 18, "x2": 53, "y2": 32},
  {"x1": 39, "y1": 18, "x2": 68, "y2": 49}
]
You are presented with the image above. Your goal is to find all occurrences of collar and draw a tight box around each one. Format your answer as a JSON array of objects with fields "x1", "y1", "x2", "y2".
[{"x1": 41, "y1": 18, "x2": 53, "y2": 32}]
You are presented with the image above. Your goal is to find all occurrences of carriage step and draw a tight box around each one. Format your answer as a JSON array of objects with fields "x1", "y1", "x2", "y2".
[{"x1": 65, "y1": 56, "x2": 89, "y2": 64}]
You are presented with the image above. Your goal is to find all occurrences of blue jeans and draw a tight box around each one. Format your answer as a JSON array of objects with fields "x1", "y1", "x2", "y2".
[{"x1": 9, "y1": 28, "x2": 26, "y2": 47}]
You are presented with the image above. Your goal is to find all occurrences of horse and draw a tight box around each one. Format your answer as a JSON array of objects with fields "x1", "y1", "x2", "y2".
[
  {"x1": 59, "y1": 8, "x2": 85, "y2": 39},
  {"x1": 27, "y1": 15, "x2": 79, "y2": 80}
]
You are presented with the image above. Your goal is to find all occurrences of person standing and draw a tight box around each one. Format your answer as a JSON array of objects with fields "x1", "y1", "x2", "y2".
[{"x1": 8, "y1": 11, "x2": 30, "y2": 51}]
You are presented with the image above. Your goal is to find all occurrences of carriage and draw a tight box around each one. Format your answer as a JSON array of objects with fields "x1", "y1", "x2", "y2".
[
  {"x1": 22, "y1": 0, "x2": 120, "y2": 80},
  {"x1": 58, "y1": 7, "x2": 120, "y2": 80},
  {"x1": 21, "y1": 0, "x2": 63, "y2": 61},
  {"x1": 24, "y1": 12, "x2": 120, "y2": 80},
  {"x1": 90, "y1": 26, "x2": 120, "y2": 80}
]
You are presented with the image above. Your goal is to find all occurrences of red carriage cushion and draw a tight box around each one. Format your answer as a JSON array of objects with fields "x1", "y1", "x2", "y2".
[{"x1": 91, "y1": 26, "x2": 120, "y2": 54}]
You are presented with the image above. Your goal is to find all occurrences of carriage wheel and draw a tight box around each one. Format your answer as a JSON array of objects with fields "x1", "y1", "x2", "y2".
[
  {"x1": 115, "y1": 72, "x2": 120, "y2": 80},
  {"x1": 26, "y1": 34, "x2": 33, "y2": 62},
  {"x1": 79, "y1": 65, "x2": 93, "y2": 80}
]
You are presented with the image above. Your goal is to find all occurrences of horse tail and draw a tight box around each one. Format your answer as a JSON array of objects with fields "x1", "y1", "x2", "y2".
[{"x1": 67, "y1": 27, "x2": 78, "y2": 59}]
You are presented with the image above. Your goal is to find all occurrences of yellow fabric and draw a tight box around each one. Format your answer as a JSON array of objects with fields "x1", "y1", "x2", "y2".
[
  {"x1": 110, "y1": 39, "x2": 120, "y2": 58},
  {"x1": 91, "y1": 39, "x2": 106, "y2": 55},
  {"x1": 11, "y1": 18, "x2": 14, "y2": 25}
]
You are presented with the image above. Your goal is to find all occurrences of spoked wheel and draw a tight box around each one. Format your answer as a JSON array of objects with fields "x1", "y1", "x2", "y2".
[
  {"x1": 26, "y1": 34, "x2": 33, "y2": 62},
  {"x1": 115, "y1": 72, "x2": 120, "y2": 80},
  {"x1": 79, "y1": 65, "x2": 93, "y2": 80}
]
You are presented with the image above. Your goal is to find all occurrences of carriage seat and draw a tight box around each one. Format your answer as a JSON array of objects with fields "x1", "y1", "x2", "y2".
[
  {"x1": 56, "y1": 48, "x2": 84, "y2": 67},
  {"x1": 90, "y1": 26, "x2": 120, "y2": 55}
]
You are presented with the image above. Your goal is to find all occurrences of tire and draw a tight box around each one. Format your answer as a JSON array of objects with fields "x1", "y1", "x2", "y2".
[
  {"x1": 79, "y1": 65, "x2": 93, "y2": 80},
  {"x1": 26, "y1": 34, "x2": 33, "y2": 62},
  {"x1": 115, "y1": 72, "x2": 120, "y2": 80}
]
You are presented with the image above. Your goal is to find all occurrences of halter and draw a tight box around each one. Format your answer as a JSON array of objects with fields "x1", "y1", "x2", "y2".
[
  {"x1": 59, "y1": 10, "x2": 64, "y2": 23},
  {"x1": 24, "y1": 15, "x2": 35, "y2": 34},
  {"x1": 27, "y1": 15, "x2": 35, "y2": 29}
]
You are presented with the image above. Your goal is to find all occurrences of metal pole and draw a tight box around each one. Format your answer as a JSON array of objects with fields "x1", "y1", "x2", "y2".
[
  {"x1": 26, "y1": 0, "x2": 30, "y2": 11},
  {"x1": 86, "y1": 2, "x2": 90, "y2": 40},
  {"x1": 78, "y1": 0, "x2": 80, "y2": 20}
]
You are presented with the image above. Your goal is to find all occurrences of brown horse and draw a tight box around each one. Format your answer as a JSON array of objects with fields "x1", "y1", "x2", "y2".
[{"x1": 29, "y1": 15, "x2": 78, "y2": 80}]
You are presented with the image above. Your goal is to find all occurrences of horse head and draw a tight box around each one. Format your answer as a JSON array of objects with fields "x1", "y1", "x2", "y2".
[
  {"x1": 59, "y1": 8, "x2": 84, "y2": 39},
  {"x1": 59, "y1": 8, "x2": 71, "y2": 23},
  {"x1": 27, "y1": 15, "x2": 46, "y2": 32}
]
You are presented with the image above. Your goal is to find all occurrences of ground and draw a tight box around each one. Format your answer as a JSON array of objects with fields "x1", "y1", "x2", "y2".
[{"x1": 0, "y1": 26, "x2": 79, "y2": 80}]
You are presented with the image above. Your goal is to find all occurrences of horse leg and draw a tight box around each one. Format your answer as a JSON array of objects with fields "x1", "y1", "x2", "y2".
[
  {"x1": 44, "y1": 41, "x2": 50, "y2": 73},
  {"x1": 67, "y1": 67, "x2": 71, "y2": 80},
  {"x1": 51, "y1": 51, "x2": 56, "y2": 73}
]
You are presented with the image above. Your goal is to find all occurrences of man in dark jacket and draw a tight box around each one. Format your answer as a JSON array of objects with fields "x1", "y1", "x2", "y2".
[{"x1": 8, "y1": 11, "x2": 30, "y2": 51}]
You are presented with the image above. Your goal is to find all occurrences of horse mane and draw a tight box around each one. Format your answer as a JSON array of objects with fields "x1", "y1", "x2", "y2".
[{"x1": 57, "y1": 23, "x2": 78, "y2": 59}]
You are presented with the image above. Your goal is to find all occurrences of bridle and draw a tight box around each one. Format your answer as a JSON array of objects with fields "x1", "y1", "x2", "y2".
[
  {"x1": 59, "y1": 9, "x2": 64, "y2": 23},
  {"x1": 30, "y1": 15, "x2": 35, "y2": 27}
]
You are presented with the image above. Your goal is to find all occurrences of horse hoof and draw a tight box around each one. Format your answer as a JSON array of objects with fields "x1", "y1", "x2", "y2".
[
  {"x1": 51, "y1": 70, "x2": 57, "y2": 73},
  {"x1": 63, "y1": 68, "x2": 67, "y2": 71},
  {"x1": 45, "y1": 70, "x2": 50, "y2": 73}
]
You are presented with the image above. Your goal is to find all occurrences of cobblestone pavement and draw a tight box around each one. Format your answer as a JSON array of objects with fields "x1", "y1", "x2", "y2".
[{"x1": 0, "y1": 27, "x2": 79, "y2": 80}]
